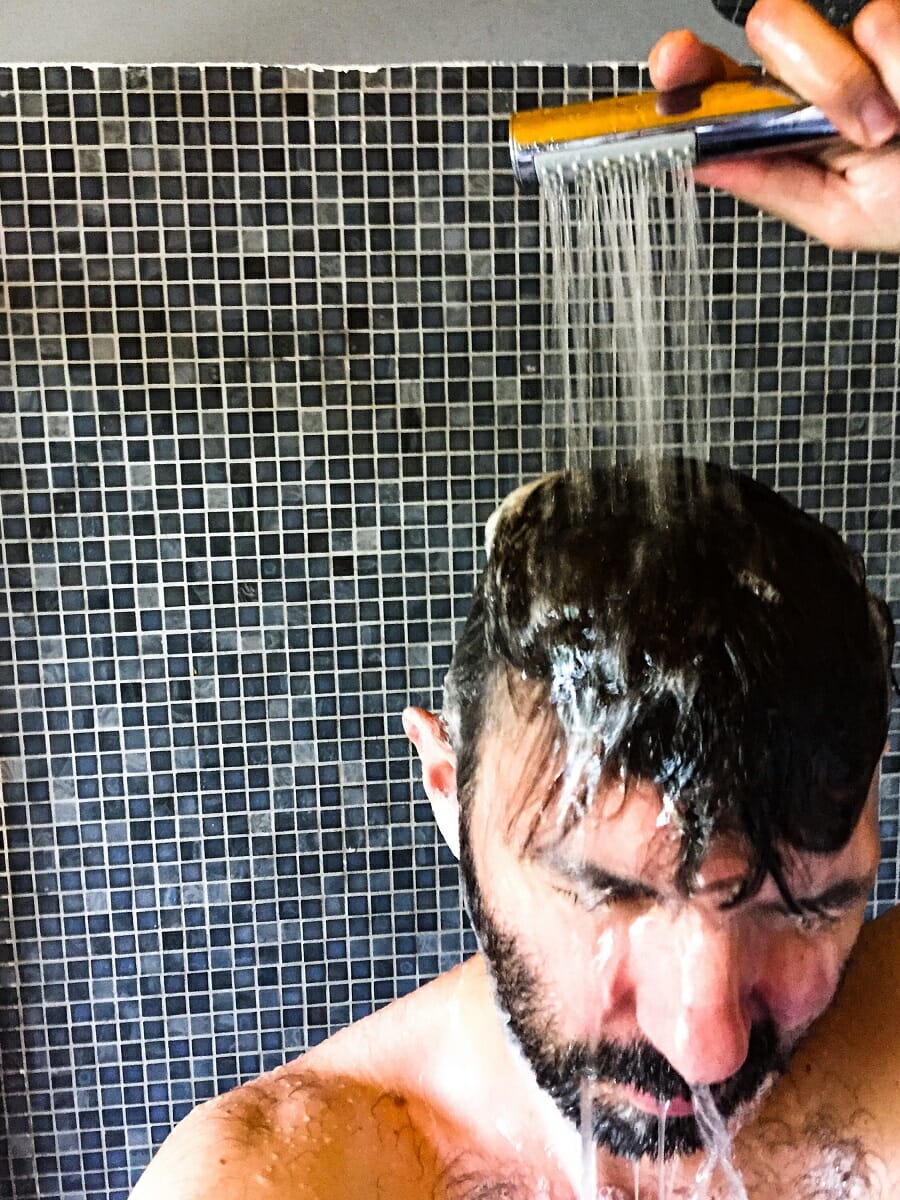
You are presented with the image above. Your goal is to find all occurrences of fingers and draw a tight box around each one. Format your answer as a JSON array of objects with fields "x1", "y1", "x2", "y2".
[
  {"x1": 693, "y1": 155, "x2": 885, "y2": 250},
  {"x1": 745, "y1": 0, "x2": 900, "y2": 146},
  {"x1": 648, "y1": 28, "x2": 752, "y2": 91},
  {"x1": 854, "y1": 0, "x2": 900, "y2": 106}
]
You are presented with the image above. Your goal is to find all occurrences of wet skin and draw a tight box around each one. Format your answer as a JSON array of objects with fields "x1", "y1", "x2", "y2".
[
  {"x1": 129, "y1": 697, "x2": 900, "y2": 1198},
  {"x1": 458, "y1": 693, "x2": 878, "y2": 1091},
  {"x1": 443, "y1": 692, "x2": 882, "y2": 1178}
]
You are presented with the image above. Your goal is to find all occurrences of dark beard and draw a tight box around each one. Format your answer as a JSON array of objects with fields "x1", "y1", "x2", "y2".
[{"x1": 459, "y1": 826, "x2": 791, "y2": 1160}]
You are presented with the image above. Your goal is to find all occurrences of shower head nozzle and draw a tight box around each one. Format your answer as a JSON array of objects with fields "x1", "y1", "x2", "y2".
[{"x1": 509, "y1": 80, "x2": 836, "y2": 191}]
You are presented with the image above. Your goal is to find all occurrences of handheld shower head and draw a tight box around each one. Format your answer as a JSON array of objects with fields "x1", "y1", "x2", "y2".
[
  {"x1": 509, "y1": 78, "x2": 836, "y2": 190},
  {"x1": 509, "y1": 0, "x2": 881, "y2": 189}
]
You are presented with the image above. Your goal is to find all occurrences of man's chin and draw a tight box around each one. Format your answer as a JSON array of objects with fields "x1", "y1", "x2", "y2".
[
  {"x1": 537, "y1": 1053, "x2": 791, "y2": 1163},
  {"x1": 585, "y1": 1098, "x2": 705, "y2": 1161},
  {"x1": 566, "y1": 1071, "x2": 782, "y2": 1163}
]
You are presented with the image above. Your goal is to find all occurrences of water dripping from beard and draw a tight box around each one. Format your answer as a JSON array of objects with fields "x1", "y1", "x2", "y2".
[
  {"x1": 689, "y1": 1084, "x2": 750, "y2": 1200},
  {"x1": 581, "y1": 1077, "x2": 598, "y2": 1200},
  {"x1": 657, "y1": 1099, "x2": 671, "y2": 1200}
]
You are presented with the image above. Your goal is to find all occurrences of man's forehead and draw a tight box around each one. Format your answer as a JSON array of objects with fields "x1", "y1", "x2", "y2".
[
  {"x1": 479, "y1": 671, "x2": 664, "y2": 831},
  {"x1": 475, "y1": 694, "x2": 679, "y2": 865},
  {"x1": 475, "y1": 684, "x2": 877, "y2": 899},
  {"x1": 523, "y1": 775, "x2": 702, "y2": 882}
]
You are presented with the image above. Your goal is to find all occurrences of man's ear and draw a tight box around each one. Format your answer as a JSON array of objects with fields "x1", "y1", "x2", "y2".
[{"x1": 402, "y1": 706, "x2": 460, "y2": 859}]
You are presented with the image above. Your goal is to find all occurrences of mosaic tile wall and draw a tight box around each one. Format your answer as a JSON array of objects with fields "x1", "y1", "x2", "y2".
[{"x1": 0, "y1": 61, "x2": 898, "y2": 1200}]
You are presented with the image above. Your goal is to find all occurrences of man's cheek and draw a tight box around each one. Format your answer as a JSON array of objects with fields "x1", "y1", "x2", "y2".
[
  {"x1": 754, "y1": 932, "x2": 848, "y2": 1033},
  {"x1": 513, "y1": 907, "x2": 633, "y2": 1037}
]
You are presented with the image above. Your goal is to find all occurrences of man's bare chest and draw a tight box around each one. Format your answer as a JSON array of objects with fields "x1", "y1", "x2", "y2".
[
  {"x1": 265, "y1": 1068, "x2": 893, "y2": 1200},
  {"x1": 370, "y1": 1129, "x2": 887, "y2": 1200}
]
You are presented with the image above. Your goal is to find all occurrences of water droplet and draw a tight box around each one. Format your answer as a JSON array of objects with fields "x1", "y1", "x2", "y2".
[
  {"x1": 580, "y1": 1076, "x2": 598, "y2": 1200},
  {"x1": 657, "y1": 1097, "x2": 671, "y2": 1200}
]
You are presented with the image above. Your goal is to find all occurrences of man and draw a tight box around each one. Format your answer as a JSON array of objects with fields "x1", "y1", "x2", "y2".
[{"x1": 131, "y1": 458, "x2": 899, "y2": 1198}]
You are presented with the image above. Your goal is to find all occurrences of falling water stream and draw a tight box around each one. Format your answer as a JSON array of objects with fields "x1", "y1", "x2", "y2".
[
  {"x1": 656, "y1": 1101, "x2": 670, "y2": 1200},
  {"x1": 538, "y1": 148, "x2": 713, "y2": 504},
  {"x1": 581, "y1": 1078, "x2": 599, "y2": 1200},
  {"x1": 541, "y1": 151, "x2": 750, "y2": 1200},
  {"x1": 538, "y1": 146, "x2": 723, "y2": 852},
  {"x1": 689, "y1": 1086, "x2": 750, "y2": 1200}
]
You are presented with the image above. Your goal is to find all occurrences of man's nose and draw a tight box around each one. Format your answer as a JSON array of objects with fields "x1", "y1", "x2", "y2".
[{"x1": 632, "y1": 907, "x2": 753, "y2": 1086}]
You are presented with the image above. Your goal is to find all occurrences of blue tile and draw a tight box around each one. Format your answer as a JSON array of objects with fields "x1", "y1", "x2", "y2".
[{"x1": 2, "y1": 56, "x2": 899, "y2": 1200}]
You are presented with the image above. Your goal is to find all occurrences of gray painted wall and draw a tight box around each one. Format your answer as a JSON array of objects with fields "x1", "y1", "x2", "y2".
[{"x1": 0, "y1": 0, "x2": 751, "y2": 64}]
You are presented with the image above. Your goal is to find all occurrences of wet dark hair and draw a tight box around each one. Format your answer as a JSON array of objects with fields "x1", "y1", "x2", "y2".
[{"x1": 443, "y1": 458, "x2": 894, "y2": 905}]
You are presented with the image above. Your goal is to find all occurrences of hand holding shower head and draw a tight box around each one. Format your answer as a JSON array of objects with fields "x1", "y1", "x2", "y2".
[
  {"x1": 510, "y1": 0, "x2": 877, "y2": 191},
  {"x1": 509, "y1": 78, "x2": 837, "y2": 190}
]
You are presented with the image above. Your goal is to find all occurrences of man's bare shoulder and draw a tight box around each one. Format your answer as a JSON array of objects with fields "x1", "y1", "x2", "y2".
[
  {"x1": 740, "y1": 905, "x2": 900, "y2": 1198},
  {"x1": 129, "y1": 974, "x2": 468, "y2": 1200},
  {"x1": 127, "y1": 1063, "x2": 318, "y2": 1200},
  {"x1": 129, "y1": 1057, "x2": 407, "y2": 1200}
]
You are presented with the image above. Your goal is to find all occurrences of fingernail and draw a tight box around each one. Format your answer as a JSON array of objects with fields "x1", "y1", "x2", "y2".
[{"x1": 859, "y1": 94, "x2": 899, "y2": 143}]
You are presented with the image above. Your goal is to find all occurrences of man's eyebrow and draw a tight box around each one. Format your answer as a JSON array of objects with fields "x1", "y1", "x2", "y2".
[
  {"x1": 542, "y1": 852, "x2": 873, "y2": 912},
  {"x1": 782, "y1": 875, "x2": 874, "y2": 913},
  {"x1": 544, "y1": 857, "x2": 659, "y2": 899}
]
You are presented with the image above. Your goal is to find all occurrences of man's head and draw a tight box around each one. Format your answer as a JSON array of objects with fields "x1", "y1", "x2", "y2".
[{"x1": 404, "y1": 458, "x2": 894, "y2": 1159}]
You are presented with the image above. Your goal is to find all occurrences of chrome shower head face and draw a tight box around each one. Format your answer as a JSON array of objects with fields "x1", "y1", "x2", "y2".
[{"x1": 509, "y1": 80, "x2": 837, "y2": 191}]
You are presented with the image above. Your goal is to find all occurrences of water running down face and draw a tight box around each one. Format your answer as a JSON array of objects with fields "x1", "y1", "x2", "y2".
[{"x1": 458, "y1": 703, "x2": 880, "y2": 1160}]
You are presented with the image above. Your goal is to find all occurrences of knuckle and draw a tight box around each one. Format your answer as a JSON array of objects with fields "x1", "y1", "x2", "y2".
[
  {"x1": 743, "y1": 0, "x2": 770, "y2": 45},
  {"x1": 826, "y1": 57, "x2": 877, "y2": 107},
  {"x1": 745, "y1": 0, "x2": 797, "y2": 46},
  {"x1": 745, "y1": 0, "x2": 778, "y2": 27}
]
